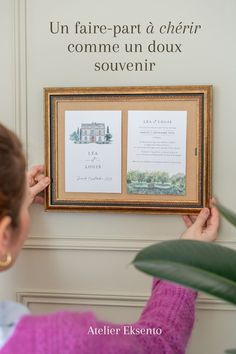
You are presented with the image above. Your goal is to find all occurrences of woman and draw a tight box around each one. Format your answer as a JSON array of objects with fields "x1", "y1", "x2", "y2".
[{"x1": 0, "y1": 123, "x2": 219, "y2": 354}]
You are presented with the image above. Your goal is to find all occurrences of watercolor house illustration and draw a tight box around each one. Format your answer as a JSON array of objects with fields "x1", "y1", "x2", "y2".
[
  {"x1": 80, "y1": 123, "x2": 105, "y2": 143},
  {"x1": 70, "y1": 122, "x2": 112, "y2": 144}
]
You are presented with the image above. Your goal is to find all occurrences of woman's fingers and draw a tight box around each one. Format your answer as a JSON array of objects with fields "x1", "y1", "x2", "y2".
[
  {"x1": 209, "y1": 197, "x2": 217, "y2": 207},
  {"x1": 27, "y1": 165, "x2": 45, "y2": 187},
  {"x1": 27, "y1": 165, "x2": 50, "y2": 206},
  {"x1": 206, "y1": 206, "x2": 220, "y2": 235},
  {"x1": 182, "y1": 215, "x2": 193, "y2": 228},
  {"x1": 181, "y1": 198, "x2": 220, "y2": 242},
  {"x1": 193, "y1": 208, "x2": 210, "y2": 228},
  {"x1": 27, "y1": 165, "x2": 44, "y2": 178},
  {"x1": 30, "y1": 177, "x2": 50, "y2": 197},
  {"x1": 189, "y1": 215, "x2": 197, "y2": 223}
]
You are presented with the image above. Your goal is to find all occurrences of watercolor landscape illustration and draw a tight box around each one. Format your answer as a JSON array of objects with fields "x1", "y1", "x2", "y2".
[{"x1": 127, "y1": 170, "x2": 186, "y2": 195}]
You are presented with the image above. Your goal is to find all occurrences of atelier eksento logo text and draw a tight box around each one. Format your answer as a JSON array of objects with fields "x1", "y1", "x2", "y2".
[{"x1": 87, "y1": 325, "x2": 163, "y2": 336}]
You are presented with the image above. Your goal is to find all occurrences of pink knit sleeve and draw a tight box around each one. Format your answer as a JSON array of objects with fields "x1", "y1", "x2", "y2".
[
  {"x1": 131, "y1": 279, "x2": 197, "y2": 353},
  {"x1": 94, "y1": 278, "x2": 197, "y2": 354}
]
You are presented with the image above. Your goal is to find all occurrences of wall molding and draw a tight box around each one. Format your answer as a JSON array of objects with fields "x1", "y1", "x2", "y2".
[
  {"x1": 14, "y1": 0, "x2": 28, "y2": 149},
  {"x1": 24, "y1": 235, "x2": 236, "y2": 251},
  {"x1": 16, "y1": 290, "x2": 147, "y2": 309},
  {"x1": 16, "y1": 289, "x2": 236, "y2": 312},
  {"x1": 24, "y1": 235, "x2": 158, "y2": 251}
]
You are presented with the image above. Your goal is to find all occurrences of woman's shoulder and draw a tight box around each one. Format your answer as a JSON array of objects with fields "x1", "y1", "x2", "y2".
[
  {"x1": 0, "y1": 301, "x2": 30, "y2": 349},
  {"x1": 0, "y1": 301, "x2": 30, "y2": 324}
]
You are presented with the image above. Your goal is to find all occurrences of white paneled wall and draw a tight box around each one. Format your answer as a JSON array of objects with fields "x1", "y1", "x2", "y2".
[{"x1": 0, "y1": 1, "x2": 236, "y2": 353}]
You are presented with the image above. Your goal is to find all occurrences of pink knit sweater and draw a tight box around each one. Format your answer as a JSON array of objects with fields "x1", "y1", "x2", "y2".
[{"x1": 0, "y1": 279, "x2": 197, "y2": 354}]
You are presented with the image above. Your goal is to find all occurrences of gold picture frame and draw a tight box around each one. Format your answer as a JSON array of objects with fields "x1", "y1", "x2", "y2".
[{"x1": 45, "y1": 85, "x2": 212, "y2": 214}]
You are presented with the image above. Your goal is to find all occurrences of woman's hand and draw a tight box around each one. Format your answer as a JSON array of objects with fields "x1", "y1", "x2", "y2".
[
  {"x1": 27, "y1": 165, "x2": 50, "y2": 206},
  {"x1": 181, "y1": 199, "x2": 220, "y2": 242}
]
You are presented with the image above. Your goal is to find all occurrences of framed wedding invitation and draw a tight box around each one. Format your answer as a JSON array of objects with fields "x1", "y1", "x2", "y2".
[{"x1": 45, "y1": 85, "x2": 212, "y2": 214}]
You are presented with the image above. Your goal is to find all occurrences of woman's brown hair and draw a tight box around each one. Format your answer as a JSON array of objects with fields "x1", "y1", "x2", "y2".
[{"x1": 0, "y1": 123, "x2": 26, "y2": 228}]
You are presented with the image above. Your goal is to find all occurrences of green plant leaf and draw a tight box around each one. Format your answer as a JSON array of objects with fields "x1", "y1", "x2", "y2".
[
  {"x1": 217, "y1": 203, "x2": 236, "y2": 228},
  {"x1": 132, "y1": 239, "x2": 236, "y2": 304},
  {"x1": 225, "y1": 349, "x2": 236, "y2": 354}
]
